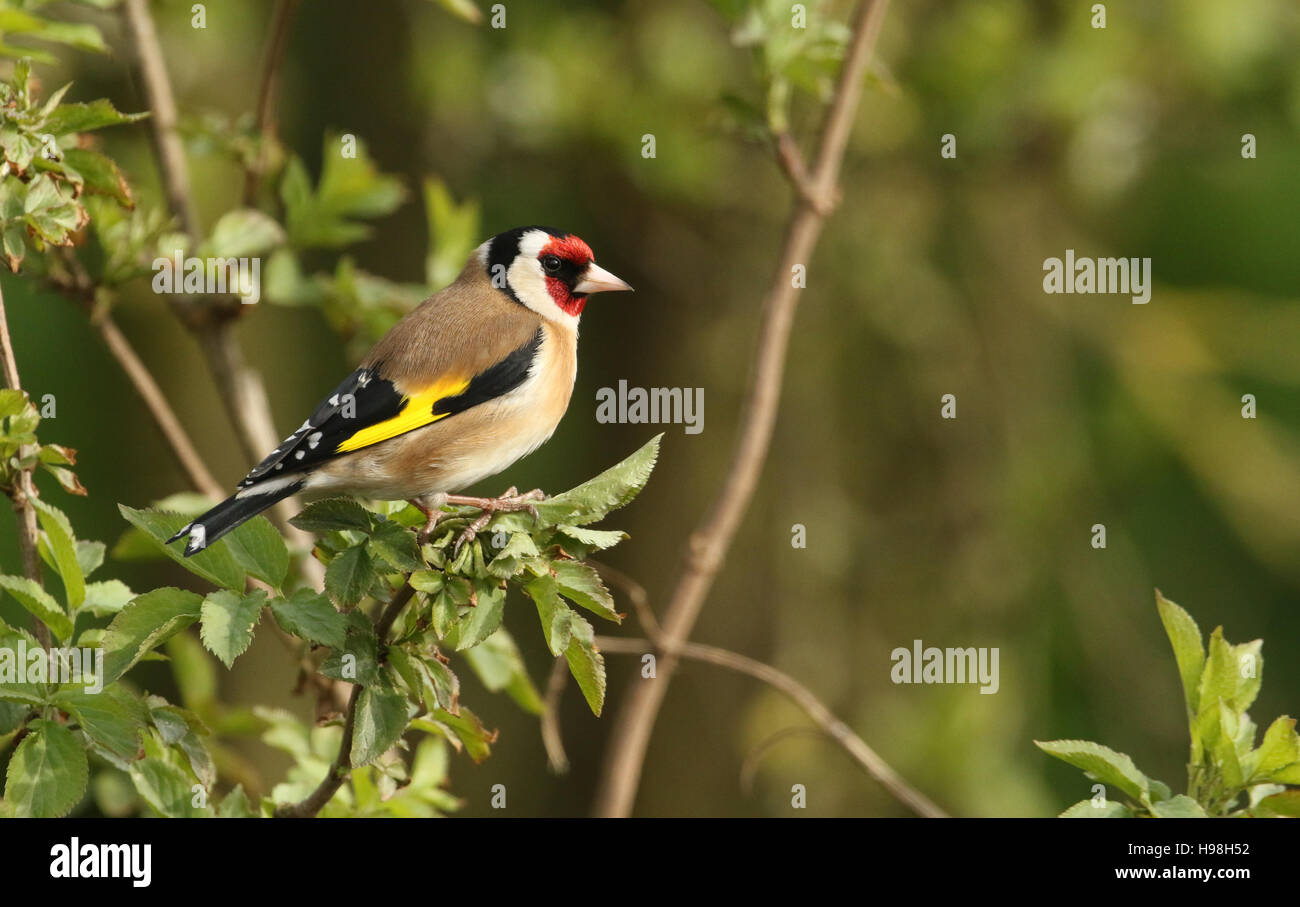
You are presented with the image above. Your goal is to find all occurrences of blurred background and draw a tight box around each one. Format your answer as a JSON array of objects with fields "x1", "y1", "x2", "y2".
[{"x1": 2, "y1": 0, "x2": 1299, "y2": 817}]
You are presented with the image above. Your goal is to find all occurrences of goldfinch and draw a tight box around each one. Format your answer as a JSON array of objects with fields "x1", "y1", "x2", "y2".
[{"x1": 169, "y1": 225, "x2": 632, "y2": 556}]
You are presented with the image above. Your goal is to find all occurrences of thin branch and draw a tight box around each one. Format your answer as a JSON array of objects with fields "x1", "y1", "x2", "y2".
[
  {"x1": 276, "y1": 581, "x2": 418, "y2": 817},
  {"x1": 592, "y1": 0, "x2": 892, "y2": 818},
  {"x1": 541, "y1": 655, "x2": 571, "y2": 773},
  {"x1": 738, "y1": 725, "x2": 837, "y2": 794},
  {"x1": 243, "y1": 0, "x2": 301, "y2": 206},
  {"x1": 122, "y1": 0, "x2": 197, "y2": 238},
  {"x1": 595, "y1": 636, "x2": 946, "y2": 818},
  {"x1": 121, "y1": 0, "x2": 319, "y2": 573},
  {"x1": 0, "y1": 280, "x2": 50, "y2": 648},
  {"x1": 51, "y1": 253, "x2": 224, "y2": 499}
]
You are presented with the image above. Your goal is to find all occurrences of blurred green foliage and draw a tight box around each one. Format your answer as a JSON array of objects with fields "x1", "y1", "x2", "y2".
[{"x1": 0, "y1": 0, "x2": 1295, "y2": 817}]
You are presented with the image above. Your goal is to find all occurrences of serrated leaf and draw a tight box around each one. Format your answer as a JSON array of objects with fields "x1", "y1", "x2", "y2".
[
  {"x1": 31, "y1": 499, "x2": 83, "y2": 611},
  {"x1": 101, "y1": 587, "x2": 202, "y2": 684},
  {"x1": 200, "y1": 589, "x2": 266, "y2": 668},
  {"x1": 1034, "y1": 739, "x2": 1150, "y2": 803},
  {"x1": 118, "y1": 505, "x2": 246, "y2": 591},
  {"x1": 129, "y1": 758, "x2": 211, "y2": 817},
  {"x1": 1155, "y1": 590, "x2": 1203, "y2": 716},
  {"x1": 552, "y1": 560, "x2": 621, "y2": 623},
  {"x1": 290, "y1": 497, "x2": 372, "y2": 533},
  {"x1": 319, "y1": 611, "x2": 380, "y2": 686},
  {"x1": 367, "y1": 519, "x2": 423, "y2": 572},
  {"x1": 556, "y1": 524, "x2": 628, "y2": 551},
  {"x1": 42, "y1": 99, "x2": 146, "y2": 135},
  {"x1": 536, "y1": 434, "x2": 662, "y2": 526},
  {"x1": 564, "y1": 614, "x2": 606, "y2": 716},
  {"x1": 452, "y1": 580, "x2": 505, "y2": 652},
  {"x1": 525, "y1": 574, "x2": 572, "y2": 657},
  {"x1": 1253, "y1": 716, "x2": 1300, "y2": 779},
  {"x1": 269, "y1": 588, "x2": 347, "y2": 648},
  {"x1": 0, "y1": 574, "x2": 72, "y2": 640},
  {"x1": 56, "y1": 687, "x2": 146, "y2": 762},
  {"x1": 223, "y1": 516, "x2": 290, "y2": 588},
  {"x1": 5, "y1": 718, "x2": 87, "y2": 817},
  {"x1": 350, "y1": 686, "x2": 407, "y2": 767},
  {"x1": 428, "y1": 705, "x2": 494, "y2": 763},
  {"x1": 60, "y1": 148, "x2": 131, "y2": 206},
  {"x1": 325, "y1": 544, "x2": 375, "y2": 608}
]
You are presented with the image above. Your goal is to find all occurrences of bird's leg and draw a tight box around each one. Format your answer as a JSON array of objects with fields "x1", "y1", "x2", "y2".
[
  {"x1": 444, "y1": 487, "x2": 546, "y2": 552},
  {"x1": 410, "y1": 493, "x2": 449, "y2": 544}
]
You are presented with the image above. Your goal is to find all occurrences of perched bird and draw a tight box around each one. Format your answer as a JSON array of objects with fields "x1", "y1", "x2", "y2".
[{"x1": 168, "y1": 225, "x2": 632, "y2": 556}]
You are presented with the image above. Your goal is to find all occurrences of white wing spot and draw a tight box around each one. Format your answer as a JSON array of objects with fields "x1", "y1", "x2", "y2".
[
  {"x1": 308, "y1": 431, "x2": 322, "y2": 449},
  {"x1": 295, "y1": 450, "x2": 305, "y2": 460}
]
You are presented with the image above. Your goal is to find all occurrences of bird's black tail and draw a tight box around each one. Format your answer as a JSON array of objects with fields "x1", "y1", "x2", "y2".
[{"x1": 166, "y1": 480, "x2": 304, "y2": 556}]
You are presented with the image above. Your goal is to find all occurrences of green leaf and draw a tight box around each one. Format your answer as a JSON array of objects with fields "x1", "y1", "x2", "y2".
[
  {"x1": 319, "y1": 611, "x2": 380, "y2": 686},
  {"x1": 222, "y1": 516, "x2": 289, "y2": 588},
  {"x1": 290, "y1": 497, "x2": 373, "y2": 534},
  {"x1": 1155, "y1": 590, "x2": 1203, "y2": 716},
  {"x1": 421, "y1": 705, "x2": 494, "y2": 763},
  {"x1": 55, "y1": 687, "x2": 147, "y2": 762},
  {"x1": 367, "y1": 519, "x2": 423, "y2": 572},
  {"x1": 0, "y1": 620, "x2": 46, "y2": 704},
  {"x1": 1253, "y1": 716, "x2": 1300, "y2": 779},
  {"x1": 556, "y1": 524, "x2": 628, "y2": 551},
  {"x1": 564, "y1": 614, "x2": 606, "y2": 716},
  {"x1": 325, "y1": 543, "x2": 376, "y2": 608},
  {"x1": 129, "y1": 758, "x2": 211, "y2": 817},
  {"x1": 552, "y1": 560, "x2": 621, "y2": 623},
  {"x1": 1150, "y1": 794, "x2": 1208, "y2": 817},
  {"x1": 269, "y1": 588, "x2": 347, "y2": 648},
  {"x1": 1034, "y1": 739, "x2": 1150, "y2": 803},
  {"x1": 81, "y1": 579, "x2": 135, "y2": 617},
  {"x1": 42, "y1": 99, "x2": 146, "y2": 135},
  {"x1": 1257, "y1": 790, "x2": 1300, "y2": 817},
  {"x1": 350, "y1": 686, "x2": 408, "y2": 767},
  {"x1": 218, "y1": 784, "x2": 257, "y2": 818},
  {"x1": 451, "y1": 580, "x2": 505, "y2": 652},
  {"x1": 536, "y1": 434, "x2": 662, "y2": 526},
  {"x1": 461, "y1": 628, "x2": 543, "y2": 714},
  {"x1": 165, "y1": 632, "x2": 217, "y2": 709},
  {"x1": 74, "y1": 539, "x2": 105, "y2": 576},
  {"x1": 5, "y1": 718, "x2": 87, "y2": 817},
  {"x1": 202, "y1": 208, "x2": 286, "y2": 259},
  {"x1": 200, "y1": 589, "x2": 266, "y2": 668},
  {"x1": 525, "y1": 574, "x2": 572, "y2": 657},
  {"x1": 1058, "y1": 798, "x2": 1133, "y2": 818},
  {"x1": 32, "y1": 498, "x2": 83, "y2": 610},
  {"x1": 101, "y1": 587, "x2": 202, "y2": 684},
  {"x1": 60, "y1": 148, "x2": 131, "y2": 206},
  {"x1": 0, "y1": 574, "x2": 72, "y2": 640},
  {"x1": 118, "y1": 504, "x2": 246, "y2": 592}
]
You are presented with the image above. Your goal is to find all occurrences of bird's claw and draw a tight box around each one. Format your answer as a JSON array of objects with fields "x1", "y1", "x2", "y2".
[{"x1": 447, "y1": 488, "x2": 546, "y2": 555}]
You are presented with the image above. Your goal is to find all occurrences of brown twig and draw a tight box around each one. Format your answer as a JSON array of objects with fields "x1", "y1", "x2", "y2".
[
  {"x1": 592, "y1": 0, "x2": 893, "y2": 817},
  {"x1": 243, "y1": 0, "x2": 301, "y2": 206},
  {"x1": 51, "y1": 252, "x2": 224, "y2": 499},
  {"x1": 541, "y1": 655, "x2": 571, "y2": 773},
  {"x1": 121, "y1": 0, "x2": 319, "y2": 573},
  {"x1": 594, "y1": 636, "x2": 946, "y2": 818},
  {"x1": 0, "y1": 280, "x2": 50, "y2": 647}
]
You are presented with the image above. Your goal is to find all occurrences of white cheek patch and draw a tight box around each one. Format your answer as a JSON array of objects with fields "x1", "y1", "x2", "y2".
[{"x1": 507, "y1": 229, "x2": 579, "y2": 322}]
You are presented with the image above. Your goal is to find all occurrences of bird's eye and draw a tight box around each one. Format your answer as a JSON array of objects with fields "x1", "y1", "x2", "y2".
[{"x1": 541, "y1": 255, "x2": 562, "y2": 274}]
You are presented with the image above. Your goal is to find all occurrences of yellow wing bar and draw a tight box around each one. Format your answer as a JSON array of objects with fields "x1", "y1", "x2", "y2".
[{"x1": 334, "y1": 375, "x2": 471, "y2": 453}]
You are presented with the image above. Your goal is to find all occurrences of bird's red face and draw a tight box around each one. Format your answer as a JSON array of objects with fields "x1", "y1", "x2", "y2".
[
  {"x1": 538, "y1": 234, "x2": 596, "y2": 316},
  {"x1": 484, "y1": 226, "x2": 633, "y2": 324}
]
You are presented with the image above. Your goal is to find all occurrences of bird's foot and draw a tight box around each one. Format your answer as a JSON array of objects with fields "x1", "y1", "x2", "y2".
[
  {"x1": 410, "y1": 494, "x2": 449, "y2": 544},
  {"x1": 444, "y1": 487, "x2": 545, "y2": 553}
]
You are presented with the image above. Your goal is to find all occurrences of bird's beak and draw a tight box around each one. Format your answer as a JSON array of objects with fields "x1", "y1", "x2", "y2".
[{"x1": 575, "y1": 263, "x2": 633, "y2": 295}]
